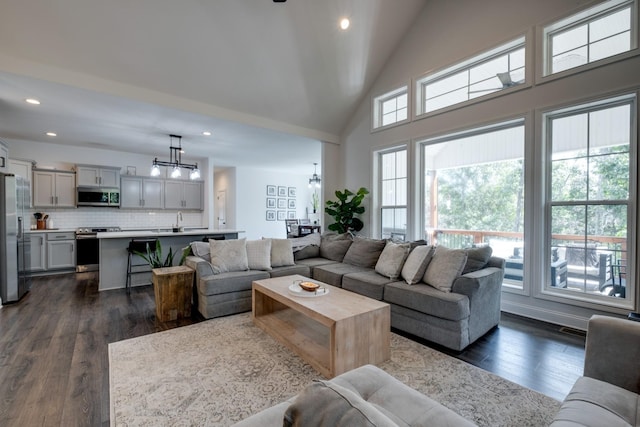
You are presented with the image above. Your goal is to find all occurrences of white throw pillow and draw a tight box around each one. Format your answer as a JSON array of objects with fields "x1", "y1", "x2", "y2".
[
  {"x1": 422, "y1": 246, "x2": 468, "y2": 292},
  {"x1": 375, "y1": 241, "x2": 410, "y2": 280},
  {"x1": 208, "y1": 238, "x2": 249, "y2": 274},
  {"x1": 401, "y1": 245, "x2": 434, "y2": 285},
  {"x1": 269, "y1": 238, "x2": 295, "y2": 267},
  {"x1": 246, "y1": 239, "x2": 272, "y2": 271}
]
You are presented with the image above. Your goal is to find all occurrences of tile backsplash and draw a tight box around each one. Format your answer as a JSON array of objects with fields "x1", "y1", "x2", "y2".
[{"x1": 27, "y1": 208, "x2": 205, "y2": 231}]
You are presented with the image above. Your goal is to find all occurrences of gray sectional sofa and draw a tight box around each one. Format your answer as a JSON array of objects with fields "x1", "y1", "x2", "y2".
[
  {"x1": 186, "y1": 232, "x2": 505, "y2": 351},
  {"x1": 235, "y1": 314, "x2": 640, "y2": 427},
  {"x1": 232, "y1": 364, "x2": 476, "y2": 427}
]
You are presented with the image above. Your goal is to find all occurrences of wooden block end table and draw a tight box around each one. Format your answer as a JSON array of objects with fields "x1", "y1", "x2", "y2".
[{"x1": 152, "y1": 265, "x2": 194, "y2": 322}]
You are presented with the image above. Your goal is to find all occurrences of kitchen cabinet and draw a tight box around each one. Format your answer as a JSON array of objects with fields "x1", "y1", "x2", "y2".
[
  {"x1": 0, "y1": 141, "x2": 8, "y2": 173},
  {"x1": 33, "y1": 169, "x2": 76, "y2": 208},
  {"x1": 120, "y1": 176, "x2": 164, "y2": 209},
  {"x1": 29, "y1": 233, "x2": 46, "y2": 272},
  {"x1": 46, "y1": 232, "x2": 76, "y2": 270},
  {"x1": 164, "y1": 180, "x2": 203, "y2": 210},
  {"x1": 76, "y1": 165, "x2": 120, "y2": 187}
]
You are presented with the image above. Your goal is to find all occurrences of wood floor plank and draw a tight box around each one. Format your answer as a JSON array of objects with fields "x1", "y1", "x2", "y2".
[{"x1": 0, "y1": 272, "x2": 585, "y2": 426}]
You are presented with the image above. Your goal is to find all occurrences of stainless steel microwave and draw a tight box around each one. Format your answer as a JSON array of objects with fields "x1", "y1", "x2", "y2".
[{"x1": 76, "y1": 187, "x2": 120, "y2": 207}]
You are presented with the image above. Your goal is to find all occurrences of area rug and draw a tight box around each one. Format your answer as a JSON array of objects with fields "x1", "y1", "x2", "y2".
[{"x1": 109, "y1": 313, "x2": 561, "y2": 426}]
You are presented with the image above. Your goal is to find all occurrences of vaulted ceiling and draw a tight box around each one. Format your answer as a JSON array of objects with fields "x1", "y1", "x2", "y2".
[{"x1": 0, "y1": 0, "x2": 426, "y2": 173}]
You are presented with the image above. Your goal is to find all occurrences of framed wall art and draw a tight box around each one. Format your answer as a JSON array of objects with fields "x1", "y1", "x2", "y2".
[
  {"x1": 267, "y1": 185, "x2": 276, "y2": 196},
  {"x1": 266, "y1": 210, "x2": 276, "y2": 221}
]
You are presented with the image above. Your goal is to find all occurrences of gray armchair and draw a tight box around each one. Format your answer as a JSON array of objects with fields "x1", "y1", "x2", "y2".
[{"x1": 550, "y1": 315, "x2": 640, "y2": 426}]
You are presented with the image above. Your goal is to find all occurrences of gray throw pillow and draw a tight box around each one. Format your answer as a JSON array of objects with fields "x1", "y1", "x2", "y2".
[
  {"x1": 208, "y1": 238, "x2": 248, "y2": 274},
  {"x1": 283, "y1": 380, "x2": 396, "y2": 427},
  {"x1": 375, "y1": 241, "x2": 410, "y2": 280},
  {"x1": 343, "y1": 236, "x2": 387, "y2": 268},
  {"x1": 462, "y1": 246, "x2": 493, "y2": 274},
  {"x1": 293, "y1": 245, "x2": 320, "y2": 260},
  {"x1": 320, "y1": 233, "x2": 353, "y2": 262},
  {"x1": 246, "y1": 239, "x2": 272, "y2": 271},
  {"x1": 422, "y1": 246, "x2": 468, "y2": 292},
  {"x1": 190, "y1": 241, "x2": 211, "y2": 263},
  {"x1": 401, "y1": 245, "x2": 435, "y2": 285},
  {"x1": 270, "y1": 238, "x2": 295, "y2": 267}
]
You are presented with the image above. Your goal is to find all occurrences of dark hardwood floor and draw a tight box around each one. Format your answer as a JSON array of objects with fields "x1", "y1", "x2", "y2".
[{"x1": 0, "y1": 273, "x2": 585, "y2": 426}]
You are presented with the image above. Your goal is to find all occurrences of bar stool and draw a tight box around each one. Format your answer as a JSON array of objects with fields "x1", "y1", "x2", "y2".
[{"x1": 126, "y1": 238, "x2": 158, "y2": 294}]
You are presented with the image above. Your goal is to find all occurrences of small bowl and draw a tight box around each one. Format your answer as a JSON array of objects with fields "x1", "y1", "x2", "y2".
[{"x1": 299, "y1": 281, "x2": 320, "y2": 292}]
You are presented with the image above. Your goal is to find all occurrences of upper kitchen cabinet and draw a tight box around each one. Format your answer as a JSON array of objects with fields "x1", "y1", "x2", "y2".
[
  {"x1": 164, "y1": 180, "x2": 203, "y2": 210},
  {"x1": 120, "y1": 176, "x2": 164, "y2": 209},
  {"x1": 76, "y1": 165, "x2": 120, "y2": 188},
  {"x1": 8, "y1": 159, "x2": 33, "y2": 182},
  {"x1": 33, "y1": 169, "x2": 76, "y2": 208},
  {"x1": 0, "y1": 141, "x2": 8, "y2": 173}
]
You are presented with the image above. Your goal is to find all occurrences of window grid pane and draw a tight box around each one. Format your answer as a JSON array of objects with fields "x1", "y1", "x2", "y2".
[
  {"x1": 375, "y1": 90, "x2": 408, "y2": 129},
  {"x1": 547, "y1": 100, "x2": 632, "y2": 300},
  {"x1": 548, "y1": 2, "x2": 633, "y2": 75},
  {"x1": 422, "y1": 42, "x2": 525, "y2": 114}
]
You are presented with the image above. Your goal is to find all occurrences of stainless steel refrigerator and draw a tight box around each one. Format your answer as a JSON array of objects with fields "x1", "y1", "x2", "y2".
[{"x1": 0, "y1": 173, "x2": 31, "y2": 304}]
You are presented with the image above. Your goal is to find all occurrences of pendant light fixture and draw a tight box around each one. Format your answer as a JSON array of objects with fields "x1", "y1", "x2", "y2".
[
  {"x1": 150, "y1": 134, "x2": 201, "y2": 180},
  {"x1": 308, "y1": 162, "x2": 321, "y2": 188}
]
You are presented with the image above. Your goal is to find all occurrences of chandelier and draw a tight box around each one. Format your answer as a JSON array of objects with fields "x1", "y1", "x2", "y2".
[
  {"x1": 308, "y1": 162, "x2": 321, "y2": 188},
  {"x1": 150, "y1": 134, "x2": 201, "y2": 180}
]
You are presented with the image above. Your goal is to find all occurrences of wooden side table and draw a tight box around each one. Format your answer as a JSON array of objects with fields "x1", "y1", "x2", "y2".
[{"x1": 152, "y1": 265, "x2": 194, "y2": 321}]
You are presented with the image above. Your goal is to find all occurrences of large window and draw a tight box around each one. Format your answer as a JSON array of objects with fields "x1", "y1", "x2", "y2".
[
  {"x1": 416, "y1": 37, "x2": 525, "y2": 116},
  {"x1": 545, "y1": 95, "x2": 635, "y2": 303},
  {"x1": 420, "y1": 121, "x2": 526, "y2": 289},
  {"x1": 543, "y1": 0, "x2": 636, "y2": 75},
  {"x1": 373, "y1": 86, "x2": 408, "y2": 130},
  {"x1": 379, "y1": 148, "x2": 407, "y2": 240}
]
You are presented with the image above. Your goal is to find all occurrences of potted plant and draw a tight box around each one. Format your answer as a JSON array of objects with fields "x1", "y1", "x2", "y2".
[
  {"x1": 134, "y1": 239, "x2": 175, "y2": 268},
  {"x1": 324, "y1": 187, "x2": 369, "y2": 234}
]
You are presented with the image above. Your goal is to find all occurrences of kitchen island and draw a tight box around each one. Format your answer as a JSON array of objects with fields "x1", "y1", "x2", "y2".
[{"x1": 97, "y1": 229, "x2": 242, "y2": 291}]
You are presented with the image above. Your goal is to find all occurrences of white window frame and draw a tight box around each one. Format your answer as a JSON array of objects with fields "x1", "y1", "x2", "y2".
[
  {"x1": 415, "y1": 35, "x2": 528, "y2": 118},
  {"x1": 540, "y1": 0, "x2": 638, "y2": 79},
  {"x1": 372, "y1": 85, "x2": 410, "y2": 131},
  {"x1": 372, "y1": 144, "x2": 409, "y2": 239},
  {"x1": 538, "y1": 93, "x2": 636, "y2": 311}
]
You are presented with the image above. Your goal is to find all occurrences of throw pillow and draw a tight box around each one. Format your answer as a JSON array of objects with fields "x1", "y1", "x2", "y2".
[
  {"x1": 375, "y1": 241, "x2": 410, "y2": 280},
  {"x1": 294, "y1": 245, "x2": 320, "y2": 260},
  {"x1": 401, "y1": 245, "x2": 435, "y2": 285},
  {"x1": 422, "y1": 246, "x2": 468, "y2": 292},
  {"x1": 290, "y1": 232, "x2": 321, "y2": 251},
  {"x1": 462, "y1": 246, "x2": 493, "y2": 274},
  {"x1": 283, "y1": 380, "x2": 396, "y2": 427},
  {"x1": 319, "y1": 233, "x2": 353, "y2": 262},
  {"x1": 208, "y1": 238, "x2": 249, "y2": 274},
  {"x1": 270, "y1": 238, "x2": 295, "y2": 267},
  {"x1": 343, "y1": 236, "x2": 387, "y2": 268},
  {"x1": 246, "y1": 239, "x2": 272, "y2": 271},
  {"x1": 190, "y1": 241, "x2": 211, "y2": 262}
]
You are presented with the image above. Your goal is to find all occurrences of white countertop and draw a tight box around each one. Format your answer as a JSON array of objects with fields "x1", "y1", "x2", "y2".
[
  {"x1": 26, "y1": 228, "x2": 75, "y2": 233},
  {"x1": 96, "y1": 229, "x2": 243, "y2": 239}
]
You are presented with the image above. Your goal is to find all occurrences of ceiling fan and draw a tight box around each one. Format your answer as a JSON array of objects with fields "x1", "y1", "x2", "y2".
[{"x1": 468, "y1": 72, "x2": 524, "y2": 94}]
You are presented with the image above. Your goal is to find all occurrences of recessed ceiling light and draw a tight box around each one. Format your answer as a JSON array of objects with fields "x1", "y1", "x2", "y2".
[
  {"x1": 202, "y1": 131, "x2": 212, "y2": 136},
  {"x1": 25, "y1": 98, "x2": 41, "y2": 105},
  {"x1": 46, "y1": 132, "x2": 57, "y2": 137},
  {"x1": 339, "y1": 18, "x2": 350, "y2": 30}
]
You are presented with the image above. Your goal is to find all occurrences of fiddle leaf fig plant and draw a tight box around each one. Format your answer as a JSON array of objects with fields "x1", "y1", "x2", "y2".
[{"x1": 325, "y1": 187, "x2": 369, "y2": 234}]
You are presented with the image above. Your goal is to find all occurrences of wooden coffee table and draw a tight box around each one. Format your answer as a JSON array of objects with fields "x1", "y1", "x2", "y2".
[{"x1": 252, "y1": 274, "x2": 390, "y2": 378}]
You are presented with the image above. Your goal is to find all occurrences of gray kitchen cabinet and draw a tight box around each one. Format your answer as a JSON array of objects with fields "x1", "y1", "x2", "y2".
[
  {"x1": 76, "y1": 165, "x2": 120, "y2": 187},
  {"x1": 29, "y1": 233, "x2": 46, "y2": 272},
  {"x1": 164, "y1": 180, "x2": 203, "y2": 210},
  {"x1": 120, "y1": 176, "x2": 164, "y2": 209},
  {"x1": 46, "y1": 232, "x2": 76, "y2": 270},
  {"x1": 33, "y1": 169, "x2": 76, "y2": 208},
  {"x1": 0, "y1": 141, "x2": 8, "y2": 173}
]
